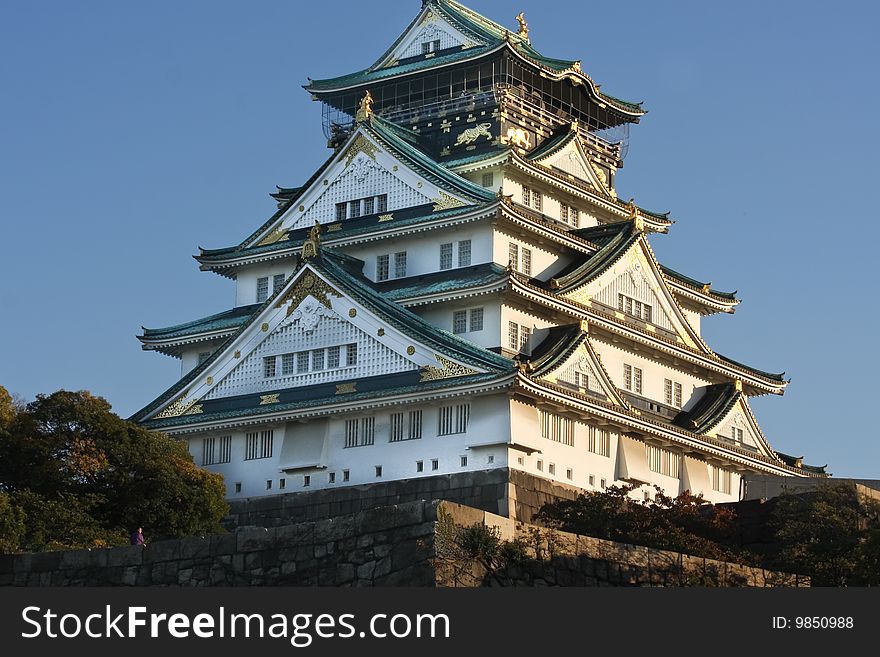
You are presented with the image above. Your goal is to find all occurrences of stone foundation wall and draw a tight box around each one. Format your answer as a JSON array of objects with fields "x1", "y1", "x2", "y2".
[{"x1": 0, "y1": 501, "x2": 806, "y2": 587}]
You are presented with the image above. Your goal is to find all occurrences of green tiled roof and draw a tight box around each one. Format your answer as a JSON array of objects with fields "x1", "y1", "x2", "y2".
[
  {"x1": 660, "y1": 264, "x2": 737, "y2": 301},
  {"x1": 673, "y1": 383, "x2": 739, "y2": 434},
  {"x1": 142, "y1": 304, "x2": 259, "y2": 341},
  {"x1": 526, "y1": 129, "x2": 576, "y2": 161},
  {"x1": 714, "y1": 352, "x2": 785, "y2": 383},
  {"x1": 774, "y1": 451, "x2": 828, "y2": 475},
  {"x1": 527, "y1": 323, "x2": 585, "y2": 376},
  {"x1": 376, "y1": 263, "x2": 507, "y2": 301},
  {"x1": 549, "y1": 221, "x2": 638, "y2": 292}
]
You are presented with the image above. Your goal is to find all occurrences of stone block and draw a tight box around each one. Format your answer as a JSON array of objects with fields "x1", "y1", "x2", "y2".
[
  {"x1": 144, "y1": 539, "x2": 180, "y2": 563},
  {"x1": 236, "y1": 527, "x2": 275, "y2": 552},
  {"x1": 30, "y1": 551, "x2": 62, "y2": 572},
  {"x1": 179, "y1": 537, "x2": 212, "y2": 561},
  {"x1": 108, "y1": 546, "x2": 144, "y2": 567}
]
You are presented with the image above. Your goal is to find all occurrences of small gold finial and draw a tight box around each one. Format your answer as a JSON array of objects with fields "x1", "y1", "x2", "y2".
[
  {"x1": 355, "y1": 90, "x2": 374, "y2": 122},
  {"x1": 734, "y1": 379, "x2": 743, "y2": 392},
  {"x1": 515, "y1": 12, "x2": 529, "y2": 41},
  {"x1": 579, "y1": 319, "x2": 589, "y2": 333},
  {"x1": 572, "y1": 61, "x2": 582, "y2": 72},
  {"x1": 702, "y1": 283, "x2": 712, "y2": 294},
  {"x1": 302, "y1": 220, "x2": 322, "y2": 260},
  {"x1": 627, "y1": 197, "x2": 638, "y2": 218},
  {"x1": 569, "y1": 119, "x2": 579, "y2": 132}
]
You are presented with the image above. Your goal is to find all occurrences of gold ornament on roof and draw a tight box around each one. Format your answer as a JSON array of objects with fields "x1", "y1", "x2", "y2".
[
  {"x1": 419, "y1": 354, "x2": 479, "y2": 382},
  {"x1": 301, "y1": 220, "x2": 322, "y2": 260},
  {"x1": 454, "y1": 123, "x2": 493, "y2": 146},
  {"x1": 431, "y1": 192, "x2": 468, "y2": 212},
  {"x1": 504, "y1": 127, "x2": 531, "y2": 149},
  {"x1": 572, "y1": 61, "x2": 582, "y2": 73},
  {"x1": 275, "y1": 270, "x2": 339, "y2": 313},
  {"x1": 515, "y1": 12, "x2": 529, "y2": 41},
  {"x1": 355, "y1": 89, "x2": 374, "y2": 122}
]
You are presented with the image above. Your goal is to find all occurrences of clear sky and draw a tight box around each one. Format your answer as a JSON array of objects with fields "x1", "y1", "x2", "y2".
[{"x1": 1, "y1": 1, "x2": 877, "y2": 477}]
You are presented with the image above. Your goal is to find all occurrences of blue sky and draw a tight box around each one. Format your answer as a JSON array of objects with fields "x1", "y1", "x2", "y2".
[{"x1": 1, "y1": 1, "x2": 877, "y2": 477}]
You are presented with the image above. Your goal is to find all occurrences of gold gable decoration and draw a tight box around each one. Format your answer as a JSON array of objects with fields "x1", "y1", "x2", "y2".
[
  {"x1": 432, "y1": 192, "x2": 468, "y2": 212},
  {"x1": 301, "y1": 221, "x2": 322, "y2": 260},
  {"x1": 257, "y1": 224, "x2": 290, "y2": 247},
  {"x1": 344, "y1": 133, "x2": 379, "y2": 166},
  {"x1": 355, "y1": 89, "x2": 373, "y2": 123},
  {"x1": 275, "y1": 271, "x2": 340, "y2": 313},
  {"x1": 154, "y1": 390, "x2": 200, "y2": 419},
  {"x1": 420, "y1": 354, "x2": 479, "y2": 382}
]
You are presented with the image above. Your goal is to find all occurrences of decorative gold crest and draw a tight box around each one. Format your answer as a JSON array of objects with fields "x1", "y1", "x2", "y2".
[
  {"x1": 419, "y1": 354, "x2": 479, "y2": 382},
  {"x1": 344, "y1": 133, "x2": 379, "y2": 166},
  {"x1": 431, "y1": 192, "x2": 468, "y2": 212},
  {"x1": 336, "y1": 382, "x2": 357, "y2": 395},
  {"x1": 454, "y1": 123, "x2": 493, "y2": 146},
  {"x1": 260, "y1": 394, "x2": 280, "y2": 405}
]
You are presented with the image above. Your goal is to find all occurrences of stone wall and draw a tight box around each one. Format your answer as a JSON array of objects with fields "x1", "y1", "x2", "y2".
[{"x1": 0, "y1": 500, "x2": 806, "y2": 587}]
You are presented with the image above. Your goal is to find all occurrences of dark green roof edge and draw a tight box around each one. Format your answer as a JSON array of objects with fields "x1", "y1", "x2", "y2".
[
  {"x1": 527, "y1": 324, "x2": 585, "y2": 376},
  {"x1": 142, "y1": 304, "x2": 260, "y2": 340},
  {"x1": 672, "y1": 383, "x2": 739, "y2": 434},
  {"x1": 526, "y1": 129, "x2": 576, "y2": 161},
  {"x1": 660, "y1": 264, "x2": 737, "y2": 301},
  {"x1": 550, "y1": 221, "x2": 637, "y2": 292},
  {"x1": 376, "y1": 262, "x2": 508, "y2": 301},
  {"x1": 715, "y1": 352, "x2": 785, "y2": 383},
  {"x1": 774, "y1": 451, "x2": 828, "y2": 475}
]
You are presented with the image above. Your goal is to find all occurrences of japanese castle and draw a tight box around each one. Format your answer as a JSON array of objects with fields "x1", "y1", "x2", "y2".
[{"x1": 133, "y1": 0, "x2": 825, "y2": 507}]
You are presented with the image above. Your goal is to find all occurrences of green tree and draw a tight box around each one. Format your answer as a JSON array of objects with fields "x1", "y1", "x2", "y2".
[{"x1": 0, "y1": 389, "x2": 228, "y2": 552}]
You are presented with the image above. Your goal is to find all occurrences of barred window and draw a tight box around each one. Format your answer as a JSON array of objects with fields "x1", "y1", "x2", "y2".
[
  {"x1": 521, "y1": 247, "x2": 532, "y2": 276},
  {"x1": 618, "y1": 293, "x2": 653, "y2": 322},
  {"x1": 263, "y1": 356, "x2": 276, "y2": 378},
  {"x1": 453, "y1": 310, "x2": 468, "y2": 334},
  {"x1": 218, "y1": 435, "x2": 231, "y2": 463},
  {"x1": 540, "y1": 411, "x2": 574, "y2": 446},
  {"x1": 508, "y1": 242, "x2": 519, "y2": 270},
  {"x1": 376, "y1": 254, "x2": 390, "y2": 282},
  {"x1": 520, "y1": 325, "x2": 531, "y2": 351},
  {"x1": 665, "y1": 379, "x2": 683, "y2": 408},
  {"x1": 281, "y1": 353, "x2": 295, "y2": 376},
  {"x1": 346, "y1": 343, "x2": 357, "y2": 366},
  {"x1": 508, "y1": 321, "x2": 519, "y2": 350},
  {"x1": 711, "y1": 465, "x2": 732, "y2": 494},
  {"x1": 394, "y1": 251, "x2": 407, "y2": 278},
  {"x1": 256, "y1": 277, "x2": 269, "y2": 303},
  {"x1": 245, "y1": 430, "x2": 273, "y2": 460},
  {"x1": 349, "y1": 199, "x2": 361, "y2": 218},
  {"x1": 732, "y1": 426, "x2": 744, "y2": 443},
  {"x1": 624, "y1": 364, "x2": 643, "y2": 394},
  {"x1": 481, "y1": 172, "x2": 493, "y2": 187},
  {"x1": 335, "y1": 202, "x2": 347, "y2": 222},
  {"x1": 363, "y1": 196, "x2": 375, "y2": 215},
  {"x1": 647, "y1": 445, "x2": 681, "y2": 478},
  {"x1": 438, "y1": 403, "x2": 470, "y2": 436},
  {"x1": 273, "y1": 273, "x2": 285, "y2": 294},
  {"x1": 344, "y1": 417, "x2": 375, "y2": 448},
  {"x1": 522, "y1": 186, "x2": 531, "y2": 206},
  {"x1": 587, "y1": 426, "x2": 610, "y2": 457},
  {"x1": 409, "y1": 410, "x2": 422, "y2": 440},
  {"x1": 469, "y1": 307, "x2": 483, "y2": 332},
  {"x1": 201, "y1": 437, "x2": 215, "y2": 466},
  {"x1": 390, "y1": 409, "x2": 422, "y2": 442},
  {"x1": 458, "y1": 240, "x2": 471, "y2": 267},
  {"x1": 377, "y1": 194, "x2": 387, "y2": 213},
  {"x1": 327, "y1": 345, "x2": 340, "y2": 368},
  {"x1": 561, "y1": 203, "x2": 579, "y2": 227},
  {"x1": 312, "y1": 349, "x2": 325, "y2": 371},
  {"x1": 533, "y1": 191, "x2": 543, "y2": 212},
  {"x1": 440, "y1": 242, "x2": 453, "y2": 270},
  {"x1": 296, "y1": 351, "x2": 309, "y2": 374}
]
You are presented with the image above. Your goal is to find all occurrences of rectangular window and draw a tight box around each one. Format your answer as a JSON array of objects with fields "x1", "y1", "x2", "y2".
[
  {"x1": 266, "y1": 480, "x2": 272, "y2": 490},
  {"x1": 312, "y1": 349, "x2": 325, "y2": 371},
  {"x1": 481, "y1": 172, "x2": 493, "y2": 187},
  {"x1": 336, "y1": 202, "x2": 347, "y2": 222},
  {"x1": 732, "y1": 427, "x2": 744, "y2": 443},
  {"x1": 508, "y1": 321, "x2": 519, "y2": 350},
  {"x1": 394, "y1": 251, "x2": 407, "y2": 278},
  {"x1": 560, "y1": 203, "x2": 568, "y2": 224},
  {"x1": 452, "y1": 310, "x2": 468, "y2": 334},
  {"x1": 256, "y1": 277, "x2": 269, "y2": 303},
  {"x1": 327, "y1": 345, "x2": 340, "y2": 369},
  {"x1": 440, "y1": 242, "x2": 453, "y2": 270},
  {"x1": 469, "y1": 308, "x2": 483, "y2": 332},
  {"x1": 377, "y1": 194, "x2": 387, "y2": 213},
  {"x1": 533, "y1": 191, "x2": 542, "y2": 212},
  {"x1": 647, "y1": 445, "x2": 681, "y2": 478},
  {"x1": 408, "y1": 410, "x2": 422, "y2": 440},
  {"x1": 601, "y1": 478, "x2": 607, "y2": 489},
  {"x1": 458, "y1": 239, "x2": 471, "y2": 267},
  {"x1": 520, "y1": 325, "x2": 531, "y2": 351},
  {"x1": 263, "y1": 356, "x2": 276, "y2": 378},
  {"x1": 634, "y1": 367, "x2": 643, "y2": 394},
  {"x1": 548, "y1": 463, "x2": 556, "y2": 475},
  {"x1": 665, "y1": 379, "x2": 682, "y2": 407},
  {"x1": 296, "y1": 351, "x2": 310, "y2": 374},
  {"x1": 280, "y1": 353, "x2": 294, "y2": 376},
  {"x1": 536, "y1": 459, "x2": 543, "y2": 472},
  {"x1": 540, "y1": 411, "x2": 574, "y2": 446},
  {"x1": 303, "y1": 475, "x2": 310, "y2": 487},
  {"x1": 431, "y1": 459, "x2": 439, "y2": 471},
  {"x1": 363, "y1": 196, "x2": 375, "y2": 215},
  {"x1": 588, "y1": 474, "x2": 595, "y2": 487},
  {"x1": 711, "y1": 465, "x2": 732, "y2": 494},
  {"x1": 279, "y1": 478, "x2": 286, "y2": 490},
  {"x1": 349, "y1": 199, "x2": 361, "y2": 218},
  {"x1": 624, "y1": 364, "x2": 642, "y2": 394},
  {"x1": 521, "y1": 247, "x2": 532, "y2": 276},
  {"x1": 390, "y1": 412, "x2": 405, "y2": 442},
  {"x1": 587, "y1": 426, "x2": 611, "y2": 457},
  {"x1": 561, "y1": 203, "x2": 579, "y2": 227},
  {"x1": 328, "y1": 472, "x2": 336, "y2": 484},
  {"x1": 376, "y1": 254, "x2": 390, "y2": 281},
  {"x1": 245, "y1": 430, "x2": 273, "y2": 460},
  {"x1": 345, "y1": 417, "x2": 375, "y2": 448},
  {"x1": 202, "y1": 437, "x2": 215, "y2": 466},
  {"x1": 438, "y1": 403, "x2": 470, "y2": 436},
  {"x1": 416, "y1": 460, "x2": 424, "y2": 473},
  {"x1": 574, "y1": 371, "x2": 588, "y2": 390},
  {"x1": 234, "y1": 482, "x2": 242, "y2": 493},
  {"x1": 508, "y1": 242, "x2": 519, "y2": 270},
  {"x1": 675, "y1": 382, "x2": 682, "y2": 408},
  {"x1": 346, "y1": 343, "x2": 358, "y2": 366},
  {"x1": 343, "y1": 469, "x2": 350, "y2": 482},
  {"x1": 460, "y1": 455, "x2": 468, "y2": 467},
  {"x1": 522, "y1": 186, "x2": 531, "y2": 206},
  {"x1": 619, "y1": 293, "x2": 653, "y2": 322},
  {"x1": 273, "y1": 273, "x2": 285, "y2": 294},
  {"x1": 218, "y1": 435, "x2": 231, "y2": 464},
  {"x1": 375, "y1": 465, "x2": 382, "y2": 478}
]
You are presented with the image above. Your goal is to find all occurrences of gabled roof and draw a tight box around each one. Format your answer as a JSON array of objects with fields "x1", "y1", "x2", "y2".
[
  {"x1": 672, "y1": 383, "x2": 740, "y2": 434},
  {"x1": 132, "y1": 246, "x2": 514, "y2": 425},
  {"x1": 304, "y1": 0, "x2": 644, "y2": 119},
  {"x1": 548, "y1": 221, "x2": 639, "y2": 293},
  {"x1": 774, "y1": 452, "x2": 828, "y2": 476},
  {"x1": 660, "y1": 264, "x2": 738, "y2": 303}
]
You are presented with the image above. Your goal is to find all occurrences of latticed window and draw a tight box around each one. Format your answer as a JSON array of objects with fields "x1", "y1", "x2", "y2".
[
  {"x1": 522, "y1": 186, "x2": 531, "y2": 206},
  {"x1": 263, "y1": 356, "x2": 276, "y2": 378},
  {"x1": 732, "y1": 426, "x2": 744, "y2": 443},
  {"x1": 296, "y1": 351, "x2": 310, "y2": 373},
  {"x1": 647, "y1": 445, "x2": 680, "y2": 478},
  {"x1": 533, "y1": 190, "x2": 543, "y2": 211},
  {"x1": 453, "y1": 310, "x2": 467, "y2": 334},
  {"x1": 711, "y1": 465, "x2": 732, "y2": 494},
  {"x1": 438, "y1": 403, "x2": 470, "y2": 436},
  {"x1": 394, "y1": 251, "x2": 407, "y2": 278},
  {"x1": 346, "y1": 343, "x2": 358, "y2": 366},
  {"x1": 481, "y1": 172, "x2": 493, "y2": 187},
  {"x1": 458, "y1": 240, "x2": 471, "y2": 267},
  {"x1": 256, "y1": 277, "x2": 269, "y2": 303},
  {"x1": 521, "y1": 247, "x2": 532, "y2": 276},
  {"x1": 665, "y1": 379, "x2": 683, "y2": 408},
  {"x1": 469, "y1": 308, "x2": 483, "y2": 332},
  {"x1": 376, "y1": 254, "x2": 390, "y2": 281},
  {"x1": 344, "y1": 417, "x2": 375, "y2": 448},
  {"x1": 327, "y1": 346, "x2": 340, "y2": 368},
  {"x1": 618, "y1": 293, "x2": 652, "y2": 322},
  {"x1": 349, "y1": 199, "x2": 361, "y2": 218},
  {"x1": 440, "y1": 243, "x2": 453, "y2": 270},
  {"x1": 587, "y1": 426, "x2": 610, "y2": 457},
  {"x1": 508, "y1": 242, "x2": 518, "y2": 270},
  {"x1": 312, "y1": 349, "x2": 325, "y2": 371},
  {"x1": 363, "y1": 196, "x2": 375, "y2": 215},
  {"x1": 520, "y1": 325, "x2": 531, "y2": 350},
  {"x1": 540, "y1": 411, "x2": 574, "y2": 446},
  {"x1": 281, "y1": 353, "x2": 295, "y2": 376},
  {"x1": 273, "y1": 273, "x2": 285, "y2": 294},
  {"x1": 336, "y1": 203, "x2": 347, "y2": 222},
  {"x1": 624, "y1": 364, "x2": 643, "y2": 394},
  {"x1": 377, "y1": 194, "x2": 387, "y2": 213},
  {"x1": 508, "y1": 321, "x2": 519, "y2": 350}
]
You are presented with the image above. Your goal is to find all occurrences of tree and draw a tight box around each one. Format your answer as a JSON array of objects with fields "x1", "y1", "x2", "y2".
[{"x1": 0, "y1": 388, "x2": 228, "y2": 552}]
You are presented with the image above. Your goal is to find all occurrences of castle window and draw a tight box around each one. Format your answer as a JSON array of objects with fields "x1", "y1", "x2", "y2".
[
  {"x1": 732, "y1": 426, "x2": 744, "y2": 443},
  {"x1": 336, "y1": 202, "x2": 347, "y2": 222},
  {"x1": 279, "y1": 478, "x2": 286, "y2": 490},
  {"x1": 540, "y1": 411, "x2": 574, "y2": 446},
  {"x1": 438, "y1": 403, "x2": 470, "y2": 436},
  {"x1": 431, "y1": 458, "x2": 439, "y2": 471},
  {"x1": 664, "y1": 379, "x2": 683, "y2": 408},
  {"x1": 303, "y1": 475, "x2": 311, "y2": 487},
  {"x1": 453, "y1": 310, "x2": 468, "y2": 334},
  {"x1": 377, "y1": 194, "x2": 387, "y2": 213},
  {"x1": 329, "y1": 472, "x2": 336, "y2": 484},
  {"x1": 273, "y1": 273, "x2": 285, "y2": 294},
  {"x1": 376, "y1": 254, "x2": 390, "y2": 281},
  {"x1": 245, "y1": 430, "x2": 273, "y2": 460},
  {"x1": 588, "y1": 475, "x2": 595, "y2": 487},
  {"x1": 375, "y1": 465, "x2": 383, "y2": 478},
  {"x1": 566, "y1": 468, "x2": 573, "y2": 480},
  {"x1": 364, "y1": 196, "x2": 375, "y2": 215},
  {"x1": 343, "y1": 469, "x2": 350, "y2": 482},
  {"x1": 281, "y1": 353, "x2": 295, "y2": 376},
  {"x1": 263, "y1": 356, "x2": 276, "y2": 378},
  {"x1": 560, "y1": 203, "x2": 579, "y2": 227},
  {"x1": 460, "y1": 455, "x2": 468, "y2": 467},
  {"x1": 647, "y1": 445, "x2": 681, "y2": 478},
  {"x1": 618, "y1": 293, "x2": 653, "y2": 323},
  {"x1": 312, "y1": 349, "x2": 325, "y2": 371},
  {"x1": 202, "y1": 437, "x2": 216, "y2": 466},
  {"x1": 346, "y1": 343, "x2": 358, "y2": 366},
  {"x1": 256, "y1": 277, "x2": 269, "y2": 303},
  {"x1": 416, "y1": 460, "x2": 424, "y2": 472},
  {"x1": 234, "y1": 482, "x2": 242, "y2": 493},
  {"x1": 508, "y1": 321, "x2": 519, "y2": 350},
  {"x1": 481, "y1": 172, "x2": 493, "y2": 187},
  {"x1": 421, "y1": 40, "x2": 441, "y2": 54},
  {"x1": 711, "y1": 465, "x2": 732, "y2": 494},
  {"x1": 587, "y1": 426, "x2": 610, "y2": 457},
  {"x1": 508, "y1": 242, "x2": 531, "y2": 275},
  {"x1": 390, "y1": 410, "x2": 421, "y2": 442},
  {"x1": 509, "y1": 242, "x2": 518, "y2": 270},
  {"x1": 624, "y1": 364, "x2": 643, "y2": 394},
  {"x1": 521, "y1": 247, "x2": 532, "y2": 276},
  {"x1": 218, "y1": 435, "x2": 231, "y2": 463},
  {"x1": 522, "y1": 186, "x2": 542, "y2": 210},
  {"x1": 296, "y1": 351, "x2": 309, "y2": 374},
  {"x1": 349, "y1": 199, "x2": 361, "y2": 218},
  {"x1": 469, "y1": 307, "x2": 483, "y2": 332},
  {"x1": 440, "y1": 242, "x2": 453, "y2": 270},
  {"x1": 458, "y1": 239, "x2": 471, "y2": 267},
  {"x1": 394, "y1": 251, "x2": 407, "y2": 278},
  {"x1": 327, "y1": 346, "x2": 340, "y2": 368},
  {"x1": 345, "y1": 417, "x2": 375, "y2": 448},
  {"x1": 536, "y1": 459, "x2": 543, "y2": 471},
  {"x1": 600, "y1": 478, "x2": 607, "y2": 489}
]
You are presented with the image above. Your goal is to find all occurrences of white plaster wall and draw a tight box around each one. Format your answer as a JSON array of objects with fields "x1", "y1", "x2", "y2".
[
  {"x1": 235, "y1": 261, "x2": 294, "y2": 307},
  {"x1": 500, "y1": 304, "x2": 556, "y2": 353},
  {"x1": 180, "y1": 340, "x2": 223, "y2": 376},
  {"x1": 413, "y1": 300, "x2": 502, "y2": 350},
  {"x1": 492, "y1": 227, "x2": 572, "y2": 281},
  {"x1": 590, "y1": 335, "x2": 713, "y2": 412},
  {"x1": 680, "y1": 306, "x2": 702, "y2": 337},
  {"x1": 501, "y1": 174, "x2": 610, "y2": 230}
]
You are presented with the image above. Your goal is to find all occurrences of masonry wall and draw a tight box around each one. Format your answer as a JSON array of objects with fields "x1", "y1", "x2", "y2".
[{"x1": 0, "y1": 500, "x2": 806, "y2": 587}]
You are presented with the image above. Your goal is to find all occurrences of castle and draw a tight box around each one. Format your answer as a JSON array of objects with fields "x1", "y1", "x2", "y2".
[{"x1": 132, "y1": 0, "x2": 824, "y2": 508}]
